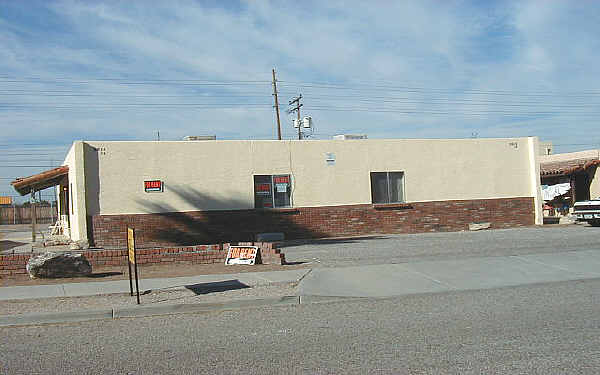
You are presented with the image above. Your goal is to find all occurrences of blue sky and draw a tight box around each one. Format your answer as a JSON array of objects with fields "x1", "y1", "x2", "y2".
[{"x1": 1, "y1": 0, "x2": 600, "y2": 202}]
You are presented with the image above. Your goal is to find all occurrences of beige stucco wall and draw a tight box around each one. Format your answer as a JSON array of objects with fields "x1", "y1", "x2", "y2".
[
  {"x1": 527, "y1": 137, "x2": 543, "y2": 225},
  {"x1": 72, "y1": 137, "x2": 540, "y2": 219},
  {"x1": 63, "y1": 141, "x2": 88, "y2": 242},
  {"x1": 590, "y1": 166, "x2": 600, "y2": 200}
]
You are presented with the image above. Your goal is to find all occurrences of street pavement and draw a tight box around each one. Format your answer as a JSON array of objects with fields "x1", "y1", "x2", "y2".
[{"x1": 2, "y1": 278, "x2": 599, "y2": 374}]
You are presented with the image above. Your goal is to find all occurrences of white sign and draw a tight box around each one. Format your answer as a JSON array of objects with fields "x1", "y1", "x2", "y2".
[
  {"x1": 276, "y1": 183, "x2": 287, "y2": 192},
  {"x1": 225, "y1": 246, "x2": 259, "y2": 265}
]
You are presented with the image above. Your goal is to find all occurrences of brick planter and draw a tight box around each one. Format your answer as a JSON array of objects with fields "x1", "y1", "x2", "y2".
[{"x1": 0, "y1": 242, "x2": 284, "y2": 277}]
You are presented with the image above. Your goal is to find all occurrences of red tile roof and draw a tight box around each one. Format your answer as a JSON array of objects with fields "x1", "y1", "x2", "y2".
[
  {"x1": 540, "y1": 158, "x2": 600, "y2": 176},
  {"x1": 11, "y1": 166, "x2": 69, "y2": 196}
]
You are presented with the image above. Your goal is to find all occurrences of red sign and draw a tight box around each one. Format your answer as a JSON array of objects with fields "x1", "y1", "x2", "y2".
[
  {"x1": 273, "y1": 176, "x2": 289, "y2": 184},
  {"x1": 144, "y1": 180, "x2": 163, "y2": 192},
  {"x1": 255, "y1": 183, "x2": 271, "y2": 194}
]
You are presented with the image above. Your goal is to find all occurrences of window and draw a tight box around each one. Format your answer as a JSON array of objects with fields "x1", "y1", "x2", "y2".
[
  {"x1": 370, "y1": 172, "x2": 405, "y2": 204},
  {"x1": 254, "y1": 174, "x2": 292, "y2": 208}
]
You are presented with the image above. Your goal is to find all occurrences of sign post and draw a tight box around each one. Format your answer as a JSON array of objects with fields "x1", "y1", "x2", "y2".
[{"x1": 127, "y1": 227, "x2": 140, "y2": 304}]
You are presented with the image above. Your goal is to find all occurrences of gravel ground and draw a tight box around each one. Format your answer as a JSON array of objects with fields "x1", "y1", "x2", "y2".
[
  {"x1": 0, "y1": 283, "x2": 298, "y2": 315},
  {"x1": 283, "y1": 224, "x2": 600, "y2": 267}
]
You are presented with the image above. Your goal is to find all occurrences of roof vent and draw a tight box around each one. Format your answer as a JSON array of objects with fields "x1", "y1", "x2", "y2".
[{"x1": 182, "y1": 135, "x2": 216, "y2": 141}]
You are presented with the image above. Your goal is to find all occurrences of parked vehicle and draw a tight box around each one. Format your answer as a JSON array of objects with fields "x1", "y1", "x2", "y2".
[{"x1": 573, "y1": 199, "x2": 600, "y2": 226}]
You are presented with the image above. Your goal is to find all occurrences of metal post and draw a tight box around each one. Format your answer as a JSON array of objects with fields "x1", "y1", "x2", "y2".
[
  {"x1": 297, "y1": 101, "x2": 302, "y2": 140},
  {"x1": 31, "y1": 189, "x2": 37, "y2": 243},
  {"x1": 288, "y1": 95, "x2": 303, "y2": 140},
  {"x1": 128, "y1": 257, "x2": 134, "y2": 296},
  {"x1": 134, "y1": 251, "x2": 140, "y2": 305}
]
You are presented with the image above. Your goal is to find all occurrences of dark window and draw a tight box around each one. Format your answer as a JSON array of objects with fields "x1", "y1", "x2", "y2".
[
  {"x1": 254, "y1": 174, "x2": 292, "y2": 208},
  {"x1": 370, "y1": 172, "x2": 404, "y2": 204}
]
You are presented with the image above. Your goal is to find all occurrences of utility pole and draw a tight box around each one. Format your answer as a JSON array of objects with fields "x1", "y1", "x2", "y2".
[
  {"x1": 272, "y1": 69, "x2": 283, "y2": 140},
  {"x1": 288, "y1": 94, "x2": 303, "y2": 140}
]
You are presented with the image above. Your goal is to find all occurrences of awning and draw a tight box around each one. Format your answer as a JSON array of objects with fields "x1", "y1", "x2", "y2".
[
  {"x1": 540, "y1": 149, "x2": 600, "y2": 176},
  {"x1": 11, "y1": 166, "x2": 69, "y2": 196},
  {"x1": 540, "y1": 158, "x2": 600, "y2": 176}
]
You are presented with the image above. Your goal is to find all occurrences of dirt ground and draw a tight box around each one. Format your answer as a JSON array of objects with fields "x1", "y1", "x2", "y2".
[{"x1": 0, "y1": 262, "x2": 309, "y2": 287}]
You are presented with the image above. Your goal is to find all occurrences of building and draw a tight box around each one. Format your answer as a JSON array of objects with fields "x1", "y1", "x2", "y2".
[
  {"x1": 12, "y1": 137, "x2": 543, "y2": 249},
  {"x1": 540, "y1": 149, "x2": 600, "y2": 215},
  {"x1": 539, "y1": 141, "x2": 553, "y2": 156}
]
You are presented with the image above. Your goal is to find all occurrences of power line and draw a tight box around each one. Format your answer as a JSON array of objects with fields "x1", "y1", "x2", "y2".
[
  {"x1": 0, "y1": 143, "x2": 70, "y2": 146},
  {"x1": 2, "y1": 97, "x2": 599, "y2": 108},
  {"x1": 0, "y1": 160, "x2": 63, "y2": 163},
  {"x1": 278, "y1": 80, "x2": 600, "y2": 96},
  {"x1": 3, "y1": 75, "x2": 599, "y2": 95},
  {"x1": 0, "y1": 154, "x2": 66, "y2": 157}
]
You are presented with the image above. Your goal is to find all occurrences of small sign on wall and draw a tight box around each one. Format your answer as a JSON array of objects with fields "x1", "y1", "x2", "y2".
[
  {"x1": 144, "y1": 180, "x2": 163, "y2": 192},
  {"x1": 326, "y1": 152, "x2": 336, "y2": 166}
]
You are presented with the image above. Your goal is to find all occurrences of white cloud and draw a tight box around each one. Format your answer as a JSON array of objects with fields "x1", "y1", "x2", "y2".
[{"x1": 1, "y1": 0, "x2": 600, "y2": 199}]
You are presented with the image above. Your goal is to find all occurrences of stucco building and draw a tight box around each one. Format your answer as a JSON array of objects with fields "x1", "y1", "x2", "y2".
[
  {"x1": 12, "y1": 137, "x2": 543, "y2": 249},
  {"x1": 540, "y1": 149, "x2": 600, "y2": 216}
]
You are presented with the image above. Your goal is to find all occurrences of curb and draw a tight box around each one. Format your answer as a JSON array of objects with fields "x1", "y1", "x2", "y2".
[
  {"x1": 0, "y1": 308, "x2": 113, "y2": 327},
  {"x1": 0, "y1": 295, "x2": 360, "y2": 327}
]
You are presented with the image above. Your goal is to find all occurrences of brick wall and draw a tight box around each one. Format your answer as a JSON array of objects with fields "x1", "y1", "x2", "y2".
[
  {"x1": 91, "y1": 197, "x2": 535, "y2": 249},
  {"x1": 0, "y1": 242, "x2": 284, "y2": 276}
]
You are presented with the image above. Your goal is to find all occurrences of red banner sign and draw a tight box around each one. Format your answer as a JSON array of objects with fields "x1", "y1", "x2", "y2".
[
  {"x1": 273, "y1": 176, "x2": 289, "y2": 184},
  {"x1": 144, "y1": 180, "x2": 163, "y2": 192}
]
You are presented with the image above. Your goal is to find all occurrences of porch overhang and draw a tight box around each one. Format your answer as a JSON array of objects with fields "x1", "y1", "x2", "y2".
[
  {"x1": 540, "y1": 159, "x2": 600, "y2": 177},
  {"x1": 10, "y1": 166, "x2": 69, "y2": 196}
]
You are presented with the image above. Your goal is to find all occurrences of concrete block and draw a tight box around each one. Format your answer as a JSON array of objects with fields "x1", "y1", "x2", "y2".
[{"x1": 256, "y1": 232, "x2": 285, "y2": 242}]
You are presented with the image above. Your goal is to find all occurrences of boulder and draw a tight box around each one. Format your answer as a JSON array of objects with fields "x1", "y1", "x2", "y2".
[{"x1": 26, "y1": 252, "x2": 92, "y2": 279}]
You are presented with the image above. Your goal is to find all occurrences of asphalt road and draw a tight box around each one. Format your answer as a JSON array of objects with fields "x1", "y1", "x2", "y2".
[
  {"x1": 2, "y1": 278, "x2": 600, "y2": 374},
  {"x1": 283, "y1": 225, "x2": 600, "y2": 267}
]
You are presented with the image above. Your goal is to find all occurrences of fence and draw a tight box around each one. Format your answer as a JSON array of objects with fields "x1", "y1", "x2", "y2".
[{"x1": 0, "y1": 205, "x2": 58, "y2": 225}]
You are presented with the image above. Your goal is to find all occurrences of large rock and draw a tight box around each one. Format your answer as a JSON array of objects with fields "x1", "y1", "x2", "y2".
[{"x1": 26, "y1": 252, "x2": 92, "y2": 279}]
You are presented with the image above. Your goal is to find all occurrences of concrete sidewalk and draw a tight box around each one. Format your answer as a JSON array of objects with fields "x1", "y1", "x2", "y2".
[
  {"x1": 0, "y1": 268, "x2": 311, "y2": 301},
  {"x1": 299, "y1": 249, "x2": 600, "y2": 297}
]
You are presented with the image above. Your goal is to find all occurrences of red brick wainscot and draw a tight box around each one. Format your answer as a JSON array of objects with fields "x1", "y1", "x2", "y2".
[
  {"x1": 90, "y1": 197, "x2": 535, "y2": 249},
  {"x1": 0, "y1": 242, "x2": 284, "y2": 276}
]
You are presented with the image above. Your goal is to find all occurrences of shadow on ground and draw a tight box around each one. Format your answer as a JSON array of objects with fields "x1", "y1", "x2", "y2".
[
  {"x1": 184, "y1": 280, "x2": 250, "y2": 295},
  {"x1": 87, "y1": 271, "x2": 123, "y2": 278},
  {"x1": 0, "y1": 240, "x2": 27, "y2": 252}
]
